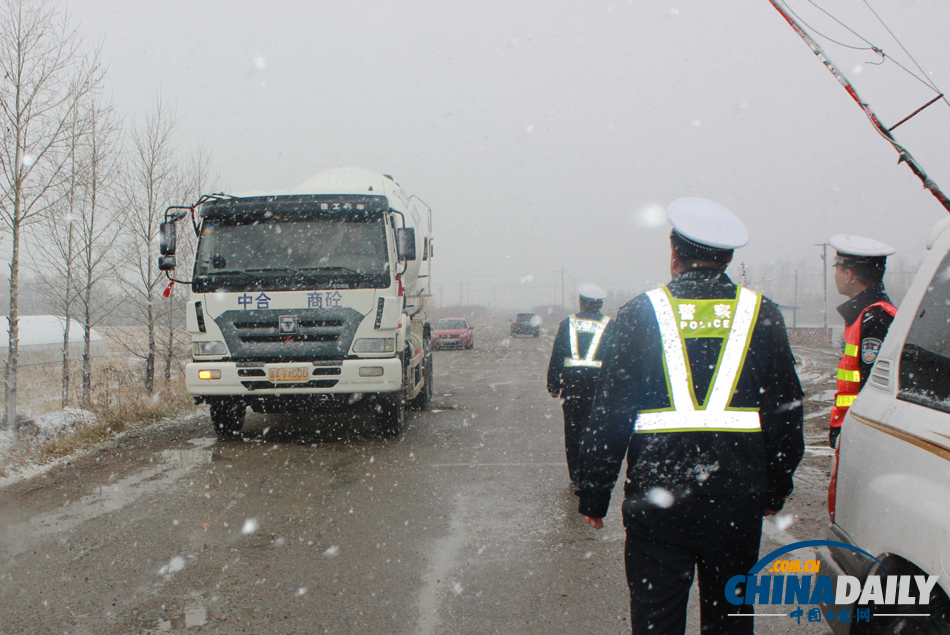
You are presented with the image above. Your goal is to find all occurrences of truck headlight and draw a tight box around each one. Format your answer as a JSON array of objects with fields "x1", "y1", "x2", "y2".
[
  {"x1": 193, "y1": 341, "x2": 228, "y2": 356},
  {"x1": 353, "y1": 338, "x2": 395, "y2": 353}
]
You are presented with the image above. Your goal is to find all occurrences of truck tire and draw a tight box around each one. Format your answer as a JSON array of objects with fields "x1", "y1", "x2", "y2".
[
  {"x1": 376, "y1": 393, "x2": 404, "y2": 438},
  {"x1": 409, "y1": 355, "x2": 432, "y2": 410},
  {"x1": 210, "y1": 400, "x2": 245, "y2": 438}
]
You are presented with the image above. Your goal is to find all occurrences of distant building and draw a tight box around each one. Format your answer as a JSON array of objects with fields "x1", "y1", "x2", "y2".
[{"x1": 0, "y1": 316, "x2": 104, "y2": 364}]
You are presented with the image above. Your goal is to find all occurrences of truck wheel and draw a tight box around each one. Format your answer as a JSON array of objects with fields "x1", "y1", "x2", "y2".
[
  {"x1": 409, "y1": 355, "x2": 432, "y2": 410},
  {"x1": 376, "y1": 393, "x2": 404, "y2": 438},
  {"x1": 210, "y1": 400, "x2": 245, "y2": 438}
]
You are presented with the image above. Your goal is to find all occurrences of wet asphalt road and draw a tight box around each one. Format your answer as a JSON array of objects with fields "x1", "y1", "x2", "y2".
[{"x1": 0, "y1": 318, "x2": 836, "y2": 634}]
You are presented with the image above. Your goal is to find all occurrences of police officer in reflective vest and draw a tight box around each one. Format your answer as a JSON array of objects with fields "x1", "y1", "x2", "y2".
[
  {"x1": 548, "y1": 282, "x2": 615, "y2": 487},
  {"x1": 576, "y1": 198, "x2": 804, "y2": 635},
  {"x1": 827, "y1": 234, "x2": 897, "y2": 449}
]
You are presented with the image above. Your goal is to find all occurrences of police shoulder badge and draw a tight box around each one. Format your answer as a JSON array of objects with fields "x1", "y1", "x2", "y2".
[{"x1": 861, "y1": 338, "x2": 883, "y2": 365}]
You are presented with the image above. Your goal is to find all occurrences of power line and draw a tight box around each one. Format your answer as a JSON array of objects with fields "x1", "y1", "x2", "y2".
[
  {"x1": 788, "y1": 0, "x2": 942, "y2": 94},
  {"x1": 861, "y1": 0, "x2": 950, "y2": 111},
  {"x1": 785, "y1": 0, "x2": 877, "y2": 52}
]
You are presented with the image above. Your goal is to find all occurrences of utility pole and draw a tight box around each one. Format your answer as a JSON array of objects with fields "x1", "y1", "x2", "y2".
[
  {"x1": 769, "y1": 0, "x2": 950, "y2": 215},
  {"x1": 817, "y1": 243, "x2": 829, "y2": 333},
  {"x1": 459, "y1": 281, "x2": 463, "y2": 306}
]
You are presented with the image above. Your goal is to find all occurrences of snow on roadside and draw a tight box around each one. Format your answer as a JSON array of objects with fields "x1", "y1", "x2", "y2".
[
  {"x1": 32, "y1": 407, "x2": 97, "y2": 436},
  {"x1": 0, "y1": 410, "x2": 204, "y2": 490},
  {"x1": 0, "y1": 407, "x2": 97, "y2": 475}
]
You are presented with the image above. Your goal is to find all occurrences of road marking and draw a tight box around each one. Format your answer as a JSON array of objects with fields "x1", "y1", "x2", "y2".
[
  {"x1": 416, "y1": 494, "x2": 468, "y2": 635},
  {"x1": 427, "y1": 462, "x2": 562, "y2": 467}
]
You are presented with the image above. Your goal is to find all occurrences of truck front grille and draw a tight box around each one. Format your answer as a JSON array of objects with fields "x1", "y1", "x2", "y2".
[{"x1": 214, "y1": 308, "x2": 365, "y2": 361}]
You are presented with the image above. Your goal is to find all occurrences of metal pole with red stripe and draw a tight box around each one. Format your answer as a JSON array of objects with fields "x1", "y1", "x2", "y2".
[{"x1": 768, "y1": 0, "x2": 950, "y2": 214}]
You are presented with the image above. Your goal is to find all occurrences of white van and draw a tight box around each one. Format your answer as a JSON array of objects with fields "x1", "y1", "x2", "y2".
[{"x1": 819, "y1": 217, "x2": 950, "y2": 634}]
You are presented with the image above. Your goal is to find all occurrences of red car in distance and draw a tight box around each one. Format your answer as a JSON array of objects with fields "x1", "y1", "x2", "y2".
[{"x1": 431, "y1": 318, "x2": 474, "y2": 350}]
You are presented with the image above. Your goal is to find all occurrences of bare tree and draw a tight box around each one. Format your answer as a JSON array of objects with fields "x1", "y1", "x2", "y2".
[
  {"x1": 0, "y1": 0, "x2": 103, "y2": 428},
  {"x1": 120, "y1": 97, "x2": 179, "y2": 394},
  {"x1": 75, "y1": 95, "x2": 123, "y2": 403},
  {"x1": 26, "y1": 100, "x2": 84, "y2": 407}
]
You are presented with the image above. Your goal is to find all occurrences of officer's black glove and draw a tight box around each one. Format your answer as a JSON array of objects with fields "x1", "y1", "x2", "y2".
[{"x1": 829, "y1": 427, "x2": 841, "y2": 449}]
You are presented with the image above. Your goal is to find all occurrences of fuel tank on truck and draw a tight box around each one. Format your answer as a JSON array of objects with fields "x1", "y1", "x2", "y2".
[{"x1": 291, "y1": 168, "x2": 433, "y2": 312}]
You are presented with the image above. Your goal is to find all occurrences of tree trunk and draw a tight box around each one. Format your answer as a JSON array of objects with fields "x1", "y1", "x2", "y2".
[
  {"x1": 82, "y1": 322, "x2": 91, "y2": 405},
  {"x1": 5, "y1": 214, "x2": 20, "y2": 431},
  {"x1": 61, "y1": 222, "x2": 74, "y2": 408},
  {"x1": 145, "y1": 298, "x2": 155, "y2": 394},
  {"x1": 61, "y1": 315, "x2": 70, "y2": 408}
]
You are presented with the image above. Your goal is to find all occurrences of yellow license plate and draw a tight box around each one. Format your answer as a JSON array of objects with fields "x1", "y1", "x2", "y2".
[{"x1": 268, "y1": 367, "x2": 310, "y2": 382}]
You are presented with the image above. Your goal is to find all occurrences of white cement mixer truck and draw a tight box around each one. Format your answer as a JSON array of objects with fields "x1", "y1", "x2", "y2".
[{"x1": 158, "y1": 168, "x2": 434, "y2": 438}]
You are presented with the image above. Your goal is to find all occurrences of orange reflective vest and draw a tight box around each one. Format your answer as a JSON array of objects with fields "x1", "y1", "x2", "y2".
[{"x1": 829, "y1": 300, "x2": 897, "y2": 430}]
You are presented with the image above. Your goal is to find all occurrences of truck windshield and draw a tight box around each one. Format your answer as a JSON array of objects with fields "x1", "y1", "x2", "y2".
[{"x1": 194, "y1": 215, "x2": 390, "y2": 291}]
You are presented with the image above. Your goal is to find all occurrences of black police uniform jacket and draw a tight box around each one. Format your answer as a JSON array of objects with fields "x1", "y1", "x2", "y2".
[
  {"x1": 576, "y1": 269, "x2": 805, "y2": 519},
  {"x1": 836, "y1": 283, "x2": 895, "y2": 390},
  {"x1": 546, "y1": 307, "x2": 615, "y2": 397}
]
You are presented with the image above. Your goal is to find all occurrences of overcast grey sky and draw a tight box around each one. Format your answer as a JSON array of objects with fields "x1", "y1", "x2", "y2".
[{"x1": 64, "y1": 0, "x2": 950, "y2": 308}]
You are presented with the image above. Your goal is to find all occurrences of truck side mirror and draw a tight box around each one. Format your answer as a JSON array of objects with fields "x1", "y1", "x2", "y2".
[
  {"x1": 158, "y1": 255, "x2": 177, "y2": 271},
  {"x1": 159, "y1": 221, "x2": 177, "y2": 256},
  {"x1": 396, "y1": 227, "x2": 416, "y2": 261}
]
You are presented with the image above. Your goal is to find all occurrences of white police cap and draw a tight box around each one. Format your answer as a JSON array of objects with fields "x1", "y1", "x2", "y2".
[
  {"x1": 829, "y1": 234, "x2": 895, "y2": 258},
  {"x1": 577, "y1": 282, "x2": 606, "y2": 301},
  {"x1": 667, "y1": 198, "x2": 748, "y2": 250}
]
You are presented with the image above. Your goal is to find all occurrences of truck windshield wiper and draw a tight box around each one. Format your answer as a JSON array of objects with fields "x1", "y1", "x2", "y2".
[
  {"x1": 298, "y1": 266, "x2": 362, "y2": 276},
  {"x1": 201, "y1": 269, "x2": 259, "y2": 279},
  {"x1": 245, "y1": 266, "x2": 302, "y2": 275}
]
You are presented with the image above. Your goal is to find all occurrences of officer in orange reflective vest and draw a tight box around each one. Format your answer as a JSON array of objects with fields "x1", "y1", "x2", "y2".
[{"x1": 828, "y1": 234, "x2": 897, "y2": 449}]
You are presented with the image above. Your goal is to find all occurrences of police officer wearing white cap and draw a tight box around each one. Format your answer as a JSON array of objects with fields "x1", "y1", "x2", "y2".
[
  {"x1": 575, "y1": 198, "x2": 804, "y2": 635},
  {"x1": 547, "y1": 282, "x2": 615, "y2": 487},
  {"x1": 828, "y1": 235, "x2": 897, "y2": 450}
]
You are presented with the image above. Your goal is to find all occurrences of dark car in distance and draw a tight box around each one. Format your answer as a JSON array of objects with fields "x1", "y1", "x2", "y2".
[
  {"x1": 510, "y1": 313, "x2": 541, "y2": 337},
  {"x1": 432, "y1": 318, "x2": 474, "y2": 350}
]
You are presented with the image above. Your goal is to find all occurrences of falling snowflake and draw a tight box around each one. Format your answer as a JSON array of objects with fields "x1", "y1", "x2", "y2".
[
  {"x1": 158, "y1": 556, "x2": 186, "y2": 575},
  {"x1": 775, "y1": 514, "x2": 795, "y2": 531},
  {"x1": 646, "y1": 487, "x2": 674, "y2": 508},
  {"x1": 242, "y1": 518, "x2": 259, "y2": 535}
]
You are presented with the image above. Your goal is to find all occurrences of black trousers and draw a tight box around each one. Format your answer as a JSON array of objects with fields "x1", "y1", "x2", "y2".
[
  {"x1": 561, "y1": 391, "x2": 594, "y2": 484},
  {"x1": 623, "y1": 495, "x2": 762, "y2": 635}
]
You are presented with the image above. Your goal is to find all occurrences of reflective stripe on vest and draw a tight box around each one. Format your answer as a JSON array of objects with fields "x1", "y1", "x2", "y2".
[
  {"x1": 564, "y1": 315, "x2": 611, "y2": 368},
  {"x1": 829, "y1": 300, "x2": 897, "y2": 429},
  {"x1": 836, "y1": 369, "x2": 860, "y2": 383},
  {"x1": 634, "y1": 286, "x2": 763, "y2": 433}
]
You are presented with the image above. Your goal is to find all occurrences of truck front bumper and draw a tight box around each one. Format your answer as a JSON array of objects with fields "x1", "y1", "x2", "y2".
[{"x1": 186, "y1": 358, "x2": 402, "y2": 397}]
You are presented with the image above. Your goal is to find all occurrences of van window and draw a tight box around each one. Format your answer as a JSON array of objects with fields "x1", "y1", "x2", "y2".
[{"x1": 898, "y1": 252, "x2": 950, "y2": 412}]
